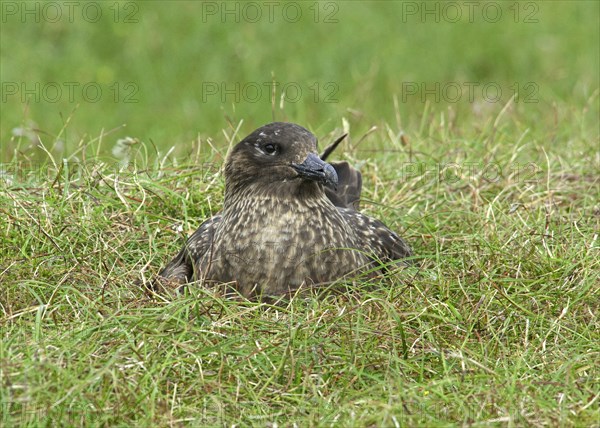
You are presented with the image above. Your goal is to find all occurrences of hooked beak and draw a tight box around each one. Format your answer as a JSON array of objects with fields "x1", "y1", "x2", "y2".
[{"x1": 292, "y1": 153, "x2": 338, "y2": 189}]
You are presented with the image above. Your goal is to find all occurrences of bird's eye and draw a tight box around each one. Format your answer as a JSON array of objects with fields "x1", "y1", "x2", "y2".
[{"x1": 262, "y1": 144, "x2": 278, "y2": 155}]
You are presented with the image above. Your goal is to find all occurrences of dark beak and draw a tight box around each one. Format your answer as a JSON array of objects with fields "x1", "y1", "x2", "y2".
[{"x1": 292, "y1": 153, "x2": 338, "y2": 188}]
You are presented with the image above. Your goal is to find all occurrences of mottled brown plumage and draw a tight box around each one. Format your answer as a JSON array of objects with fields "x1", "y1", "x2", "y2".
[{"x1": 155, "y1": 122, "x2": 412, "y2": 299}]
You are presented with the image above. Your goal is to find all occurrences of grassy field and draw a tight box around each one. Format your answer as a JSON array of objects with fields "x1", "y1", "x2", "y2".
[{"x1": 1, "y1": 1, "x2": 599, "y2": 426}]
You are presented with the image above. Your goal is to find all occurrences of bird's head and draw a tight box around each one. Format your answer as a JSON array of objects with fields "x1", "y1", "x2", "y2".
[{"x1": 224, "y1": 122, "x2": 338, "y2": 197}]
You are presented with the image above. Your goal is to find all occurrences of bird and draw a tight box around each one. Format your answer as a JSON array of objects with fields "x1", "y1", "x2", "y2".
[{"x1": 153, "y1": 122, "x2": 412, "y2": 299}]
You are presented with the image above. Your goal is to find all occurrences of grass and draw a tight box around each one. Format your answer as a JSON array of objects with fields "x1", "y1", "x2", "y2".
[
  {"x1": 1, "y1": 1, "x2": 599, "y2": 427},
  {"x1": 2, "y1": 99, "x2": 598, "y2": 426},
  {"x1": 2, "y1": 1, "x2": 599, "y2": 156}
]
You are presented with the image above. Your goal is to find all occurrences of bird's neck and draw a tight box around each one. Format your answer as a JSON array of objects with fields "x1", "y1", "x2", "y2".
[{"x1": 223, "y1": 180, "x2": 327, "y2": 209}]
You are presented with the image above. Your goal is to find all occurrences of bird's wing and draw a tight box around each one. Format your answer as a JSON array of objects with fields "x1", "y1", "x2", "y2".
[
  {"x1": 338, "y1": 207, "x2": 412, "y2": 265},
  {"x1": 319, "y1": 133, "x2": 347, "y2": 161},
  {"x1": 319, "y1": 133, "x2": 363, "y2": 210},
  {"x1": 325, "y1": 161, "x2": 362, "y2": 210},
  {"x1": 155, "y1": 214, "x2": 222, "y2": 285}
]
